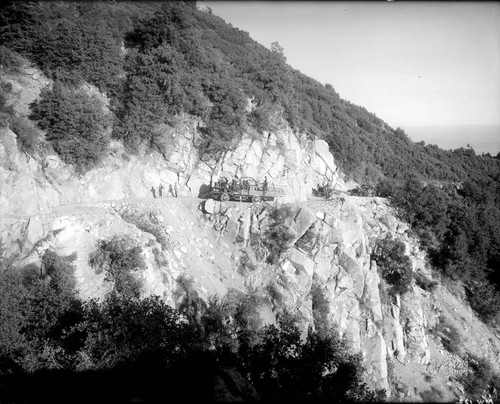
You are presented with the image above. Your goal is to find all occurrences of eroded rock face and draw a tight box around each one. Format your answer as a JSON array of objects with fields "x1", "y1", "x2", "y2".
[
  {"x1": 197, "y1": 195, "x2": 500, "y2": 396},
  {"x1": 1, "y1": 119, "x2": 348, "y2": 217},
  {"x1": 191, "y1": 198, "x2": 404, "y2": 392},
  {"x1": 1, "y1": 65, "x2": 348, "y2": 217}
]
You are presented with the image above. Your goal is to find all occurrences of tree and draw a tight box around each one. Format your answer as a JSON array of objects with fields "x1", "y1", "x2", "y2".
[
  {"x1": 30, "y1": 82, "x2": 111, "y2": 172},
  {"x1": 270, "y1": 41, "x2": 286, "y2": 61},
  {"x1": 262, "y1": 205, "x2": 296, "y2": 265},
  {"x1": 0, "y1": 269, "x2": 29, "y2": 371},
  {"x1": 88, "y1": 235, "x2": 145, "y2": 299},
  {"x1": 372, "y1": 236, "x2": 413, "y2": 296},
  {"x1": 242, "y1": 312, "x2": 386, "y2": 402},
  {"x1": 75, "y1": 294, "x2": 189, "y2": 370}
]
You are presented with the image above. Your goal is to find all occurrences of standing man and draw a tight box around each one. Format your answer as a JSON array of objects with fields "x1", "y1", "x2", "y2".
[
  {"x1": 232, "y1": 175, "x2": 240, "y2": 191},
  {"x1": 168, "y1": 184, "x2": 175, "y2": 198},
  {"x1": 158, "y1": 184, "x2": 164, "y2": 197},
  {"x1": 150, "y1": 186, "x2": 156, "y2": 198}
]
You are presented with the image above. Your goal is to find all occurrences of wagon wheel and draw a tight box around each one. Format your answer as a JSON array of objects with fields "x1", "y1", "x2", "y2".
[
  {"x1": 252, "y1": 195, "x2": 261, "y2": 203},
  {"x1": 220, "y1": 192, "x2": 230, "y2": 202}
]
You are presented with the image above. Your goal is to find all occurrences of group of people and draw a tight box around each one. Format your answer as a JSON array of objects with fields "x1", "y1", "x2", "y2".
[{"x1": 150, "y1": 183, "x2": 177, "y2": 198}]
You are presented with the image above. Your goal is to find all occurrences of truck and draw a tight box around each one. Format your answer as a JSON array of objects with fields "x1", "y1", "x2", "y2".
[{"x1": 209, "y1": 176, "x2": 287, "y2": 202}]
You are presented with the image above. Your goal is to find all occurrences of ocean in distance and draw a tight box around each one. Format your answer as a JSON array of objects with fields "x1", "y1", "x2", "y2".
[{"x1": 402, "y1": 124, "x2": 500, "y2": 156}]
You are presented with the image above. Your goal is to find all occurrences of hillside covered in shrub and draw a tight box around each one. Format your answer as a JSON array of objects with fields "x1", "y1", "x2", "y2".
[
  {"x1": 1, "y1": 0, "x2": 499, "y2": 335},
  {"x1": 0, "y1": 248, "x2": 385, "y2": 402}
]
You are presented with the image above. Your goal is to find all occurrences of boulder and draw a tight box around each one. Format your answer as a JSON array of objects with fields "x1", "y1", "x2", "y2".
[
  {"x1": 288, "y1": 248, "x2": 315, "y2": 277},
  {"x1": 203, "y1": 199, "x2": 220, "y2": 214},
  {"x1": 290, "y1": 208, "x2": 317, "y2": 241},
  {"x1": 315, "y1": 211, "x2": 325, "y2": 220},
  {"x1": 338, "y1": 252, "x2": 359, "y2": 274}
]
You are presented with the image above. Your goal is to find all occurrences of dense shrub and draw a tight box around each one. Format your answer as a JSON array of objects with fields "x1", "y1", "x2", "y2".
[
  {"x1": 0, "y1": 2, "x2": 124, "y2": 93},
  {"x1": 242, "y1": 312, "x2": 386, "y2": 403},
  {"x1": 199, "y1": 287, "x2": 264, "y2": 356},
  {"x1": 30, "y1": 82, "x2": 111, "y2": 172},
  {"x1": 430, "y1": 315, "x2": 462, "y2": 355},
  {"x1": 41, "y1": 250, "x2": 77, "y2": 298},
  {"x1": 0, "y1": 81, "x2": 15, "y2": 128},
  {"x1": 0, "y1": 283, "x2": 386, "y2": 402},
  {"x1": 372, "y1": 236, "x2": 413, "y2": 296},
  {"x1": 11, "y1": 116, "x2": 44, "y2": 156},
  {"x1": 74, "y1": 294, "x2": 188, "y2": 370},
  {"x1": 0, "y1": 250, "x2": 79, "y2": 374},
  {"x1": 1, "y1": 75, "x2": 46, "y2": 156},
  {"x1": 88, "y1": 235, "x2": 145, "y2": 299},
  {"x1": 0, "y1": 268, "x2": 29, "y2": 367},
  {"x1": 237, "y1": 249, "x2": 258, "y2": 275},
  {"x1": 262, "y1": 205, "x2": 296, "y2": 265},
  {"x1": 22, "y1": 251, "x2": 79, "y2": 347},
  {"x1": 459, "y1": 354, "x2": 500, "y2": 401},
  {"x1": 174, "y1": 274, "x2": 208, "y2": 330},
  {"x1": 0, "y1": 46, "x2": 26, "y2": 74},
  {"x1": 414, "y1": 271, "x2": 439, "y2": 292}
]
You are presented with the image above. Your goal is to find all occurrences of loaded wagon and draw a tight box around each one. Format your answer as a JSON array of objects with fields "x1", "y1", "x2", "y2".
[{"x1": 210, "y1": 176, "x2": 287, "y2": 202}]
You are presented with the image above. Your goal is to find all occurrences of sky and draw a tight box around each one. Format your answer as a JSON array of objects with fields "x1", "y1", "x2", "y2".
[{"x1": 208, "y1": 1, "x2": 500, "y2": 133}]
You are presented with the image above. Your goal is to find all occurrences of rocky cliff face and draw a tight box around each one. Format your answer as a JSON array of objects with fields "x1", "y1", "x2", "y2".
[
  {"x1": 1, "y1": 120, "x2": 346, "y2": 216},
  {"x1": 2, "y1": 66, "x2": 500, "y2": 401},
  {"x1": 200, "y1": 195, "x2": 500, "y2": 400},
  {"x1": 1, "y1": 64, "x2": 348, "y2": 217}
]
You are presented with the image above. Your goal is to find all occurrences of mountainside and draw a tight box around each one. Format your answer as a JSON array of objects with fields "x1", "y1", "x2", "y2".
[{"x1": 1, "y1": 1, "x2": 500, "y2": 402}]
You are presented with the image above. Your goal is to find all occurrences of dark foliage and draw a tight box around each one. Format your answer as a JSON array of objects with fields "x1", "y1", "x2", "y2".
[
  {"x1": 262, "y1": 205, "x2": 296, "y2": 265},
  {"x1": 430, "y1": 315, "x2": 462, "y2": 355},
  {"x1": 30, "y1": 82, "x2": 111, "y2": 172},
  {"x1": 459, "y1": 354, "x2": 500, "y2": 401},
  {"x1": 88, "y1": 235, "x2": 145, "y2": 299},
  {"x1": 0, "y1": 1, "x2": 126, "y2": 93},
  {"x1": 0, "y1": 72, "x2": 15, "y2": 127},
  {"x1": 10, "y1": 116, "x2": 45, "y2": 156},
  {"x1": 372, "y1": 236, "x2": 413, "y2": 296},
  {"x1": 0, "y1": 263, "x2": 386, "y2": 403},
  {"x1": 0, "y1": 268, "x2": 29, "y2": 368},
  {"x1": 388, "y1": 174, "x2": 500, "y2": 322}
]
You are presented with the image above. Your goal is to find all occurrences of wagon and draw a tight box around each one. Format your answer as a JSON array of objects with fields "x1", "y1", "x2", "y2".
[{"x1": 210, "y1": 176, "x2": 287, "y2": 202}]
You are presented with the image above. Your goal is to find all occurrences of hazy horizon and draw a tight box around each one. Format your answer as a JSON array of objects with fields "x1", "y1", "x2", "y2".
[
  {"x1": 209, "y1": 2, "x2": 500, "y2": 128},
  {"x1": 401, "y1": 123, "x2": 500, "y2": 155},
  {"x1": 209, "y1": 2, "x2": 500, "y2": 154}
]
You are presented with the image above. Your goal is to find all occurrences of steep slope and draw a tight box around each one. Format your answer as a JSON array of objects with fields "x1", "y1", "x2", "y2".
[{"x1": 2, "y1": 65, "x2": 500, "y2": 401}]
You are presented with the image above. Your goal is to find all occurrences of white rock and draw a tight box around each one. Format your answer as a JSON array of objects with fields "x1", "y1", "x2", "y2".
[
  {"x1": 203, "y1": 199, "x2": 220, "y2": 214},
  {"x1": 316, "y1": 211, "x2": 325, "y2": 220},
  {"x1": 288, "y1": 248, "x2": 315, "y2": 277}
]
